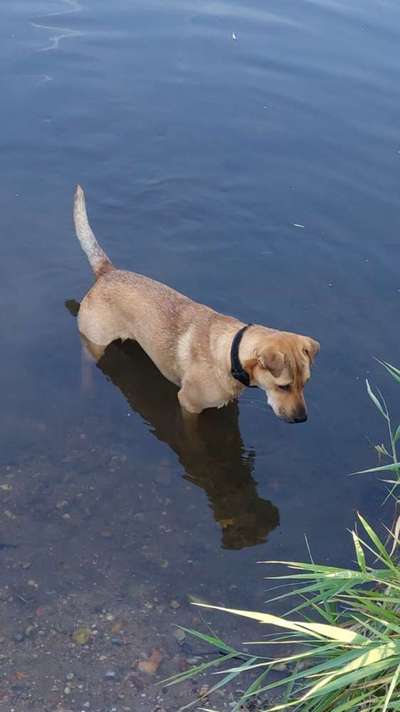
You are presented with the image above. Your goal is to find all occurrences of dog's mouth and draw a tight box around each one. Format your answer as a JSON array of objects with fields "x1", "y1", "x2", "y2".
[
  {"x1": 267, "y1": 399, "x2": 308, "y2": 424},
  {"x1": 279, "y1": 405, "x2": 308, "y2": 423}
]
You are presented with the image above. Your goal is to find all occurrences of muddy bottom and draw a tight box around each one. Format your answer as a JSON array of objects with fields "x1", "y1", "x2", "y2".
[{"x1": 0, "y1": 420, "x2": 279, "y2": 712}]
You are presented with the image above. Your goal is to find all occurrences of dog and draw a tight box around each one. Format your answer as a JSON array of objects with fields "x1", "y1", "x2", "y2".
[{"x1": 73, "y1": 186, "x2": 319, "y2": 421}]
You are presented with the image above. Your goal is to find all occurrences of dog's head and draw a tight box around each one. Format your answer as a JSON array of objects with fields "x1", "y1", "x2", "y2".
[{"x1": 244, "y1": 329, "x2": 320, "y2": 423}]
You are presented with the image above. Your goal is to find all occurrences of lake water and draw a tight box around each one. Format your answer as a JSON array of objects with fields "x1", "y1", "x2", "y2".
[{"x1": 1, "y1": 0, "x2": 400, "y2": 710}]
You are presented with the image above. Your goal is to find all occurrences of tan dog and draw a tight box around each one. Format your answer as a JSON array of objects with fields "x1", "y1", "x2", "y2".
[{"x1": 73, "y1": 186, "x2": 319, "y2": 421}]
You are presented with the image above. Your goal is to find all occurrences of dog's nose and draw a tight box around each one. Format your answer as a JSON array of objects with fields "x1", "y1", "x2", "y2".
[
  {"x1": 283, "y1": 413, "x2": 308, "y2": 424},
  {"x1": 293, "y1": 412, "x2": 308, "y2": 423}
]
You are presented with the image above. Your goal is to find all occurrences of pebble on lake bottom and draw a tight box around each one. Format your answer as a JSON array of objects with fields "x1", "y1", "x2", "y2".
[{"x1": 173, "y1": 628, "x2": 186, "y2": 645}]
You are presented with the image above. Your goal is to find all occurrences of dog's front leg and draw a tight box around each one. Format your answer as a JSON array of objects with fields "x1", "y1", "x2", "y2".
[
  {"x1": 177, "y1": 378, "x2": 204, "y2": 415},
  {"x1": 180, "y1": 407, "x2": 202, "y2": 446}
]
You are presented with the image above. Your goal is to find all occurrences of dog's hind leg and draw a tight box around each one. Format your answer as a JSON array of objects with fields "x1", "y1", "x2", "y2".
[
  {"x1": 80, "y1": 336, "x2": 106, "y2": 393},
  {"x1": 81, "y1": 336, "x2": 106, "y2": 362}
]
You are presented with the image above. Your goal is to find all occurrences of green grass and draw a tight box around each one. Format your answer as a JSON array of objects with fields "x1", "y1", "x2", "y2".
[
  {"x1": 356, "y1": 361, "x2": 400, "y2": 498},
  {"x1": 167, "y1": 363, "x2": 400, "y2": 711}
]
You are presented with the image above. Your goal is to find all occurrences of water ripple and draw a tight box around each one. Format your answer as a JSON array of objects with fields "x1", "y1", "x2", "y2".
[{"x1": 31, "y1": 0, "x2": 83, "y2": 52}]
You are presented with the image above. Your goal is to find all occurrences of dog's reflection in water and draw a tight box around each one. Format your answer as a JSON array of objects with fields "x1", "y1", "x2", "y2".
[{"x1": 73, "y1": 309, "x2": 279, "y2": 550}]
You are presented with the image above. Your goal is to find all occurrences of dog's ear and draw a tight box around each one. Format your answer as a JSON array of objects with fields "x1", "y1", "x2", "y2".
[
  {"x1": 256, "y1": 348, "x2": 285, "y2": 377},
  {"x1": 302, "y1": 337, "x2": 320, "y2": 363}
]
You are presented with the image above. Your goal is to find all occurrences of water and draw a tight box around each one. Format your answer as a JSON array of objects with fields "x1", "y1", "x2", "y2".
[{"x1": 1, "y1": 0, "x2": 400, "y2": 708}]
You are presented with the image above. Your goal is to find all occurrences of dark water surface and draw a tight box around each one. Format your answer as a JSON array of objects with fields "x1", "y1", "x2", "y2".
[{"x1": 1, "y1": 0, "x2": 400, "y2": 708}]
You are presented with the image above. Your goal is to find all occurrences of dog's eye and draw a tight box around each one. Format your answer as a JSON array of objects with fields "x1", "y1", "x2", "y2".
[{"x1": 278, "y1": 384, "x2": 291, "y2": 391}]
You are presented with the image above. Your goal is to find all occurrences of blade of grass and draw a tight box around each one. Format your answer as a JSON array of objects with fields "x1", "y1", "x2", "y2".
[
  {"x1": 366, "y1": 379, "x2": 388, "y2": 419},
  {"x1": 351, "y1": 530, "x2": 366, "y2": 573},
  {"x1": 174, "y1": 627, "x2": 240, "y2": 656},
  {"x1": 163, "y1": 652, "x2": 238, "y2": 687},
  {"x1": 381, "y1": 362, "x2": 400, "y2": 385},
  {"x1": 192, "y1": 603, "x2": 368, "y2": 644},
  {"x1": 382, "y1": 661, "x2": 400, "y2": 712},
  {"x1": 178, "y1": 656, "x2": 259, "y2": 712}
]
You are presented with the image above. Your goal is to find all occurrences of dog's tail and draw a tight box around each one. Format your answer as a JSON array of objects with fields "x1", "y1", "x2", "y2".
[{"x1": 73, "y1": 185, "x2": 114, "y2": 278}]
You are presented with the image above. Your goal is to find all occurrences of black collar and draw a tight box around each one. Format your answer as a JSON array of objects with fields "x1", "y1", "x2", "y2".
[{"x1": 230, "y1": 324, "x2": 256, "y2": 388}]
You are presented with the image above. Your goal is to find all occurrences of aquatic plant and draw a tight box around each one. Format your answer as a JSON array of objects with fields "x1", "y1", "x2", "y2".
[
  {"x1": 357, "y1": 361, "x2": 400, "y2": 496},
  {"x1": 167, "y1": 364, "x2": 400, "y2": 711}
]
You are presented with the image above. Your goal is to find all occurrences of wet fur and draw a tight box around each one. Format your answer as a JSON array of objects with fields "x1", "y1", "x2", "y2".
[{"x1": 73, "y1": 185, "x2": 320, "y2": 420}]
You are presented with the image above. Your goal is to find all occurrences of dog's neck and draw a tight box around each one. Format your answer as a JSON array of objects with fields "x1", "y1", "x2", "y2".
[
  {"x1": 230, "y1": 324, "x2": 255, "y2": 387},
  {"x1": 216, "y1": 323, "x2": 261, "y2": 391},
  {"x1": 223, "y1": 323, "x2": 274, "y2": 389}
]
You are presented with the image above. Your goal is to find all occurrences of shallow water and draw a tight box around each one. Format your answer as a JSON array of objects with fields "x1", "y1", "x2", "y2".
[{"x1": 1, "y1": 0, "x2": 400, "y2": 709}]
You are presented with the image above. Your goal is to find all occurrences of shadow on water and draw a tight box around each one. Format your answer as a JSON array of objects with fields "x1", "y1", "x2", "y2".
[{"x1": 66, "y1": 299, "x2": 279, "y2": 551}]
